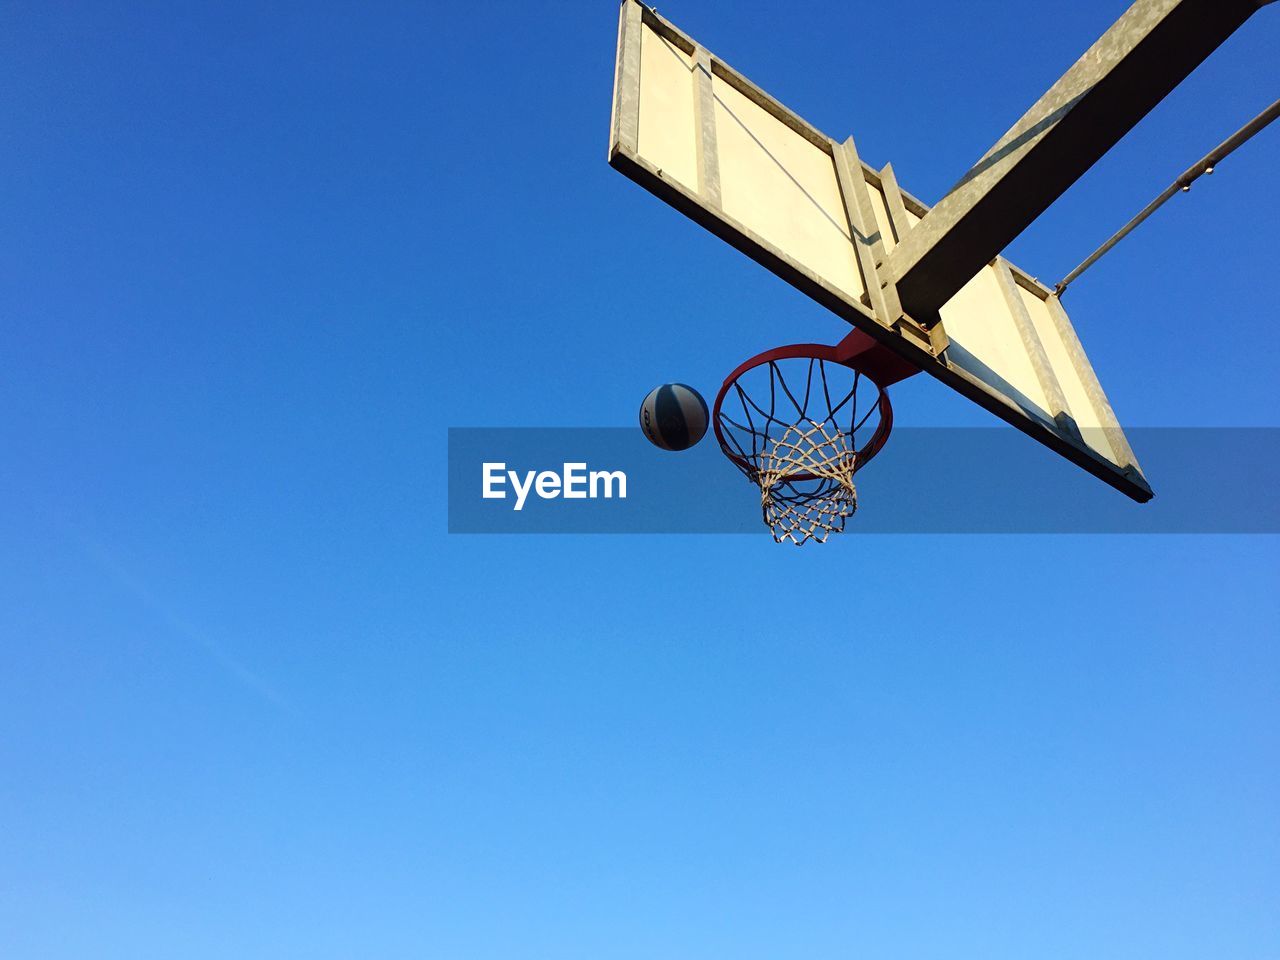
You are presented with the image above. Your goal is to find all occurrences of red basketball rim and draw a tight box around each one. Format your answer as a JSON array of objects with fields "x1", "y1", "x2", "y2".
[{"x1": 712, "y1": 342, "x2": 894, "y2": 481}]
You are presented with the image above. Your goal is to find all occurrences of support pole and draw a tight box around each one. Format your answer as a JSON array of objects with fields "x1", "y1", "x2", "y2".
[{"x1": 887, "y1": 0, "x2": 1267, "y2": 324}]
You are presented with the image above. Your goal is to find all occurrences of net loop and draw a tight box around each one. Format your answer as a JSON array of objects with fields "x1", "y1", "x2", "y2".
[{"x1": 756, "y1": 419, "x2": 858, "y2": 545}]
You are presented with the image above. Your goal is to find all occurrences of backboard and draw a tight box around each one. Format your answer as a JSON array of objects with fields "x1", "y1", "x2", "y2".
[{"x1": 609, "y1": 0, "x2": 1152, "y2": 502}]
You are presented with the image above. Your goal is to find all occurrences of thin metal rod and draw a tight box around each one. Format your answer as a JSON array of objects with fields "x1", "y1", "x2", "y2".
[{"x1": 1055, "y1": 96, "x2": 1280, "y2": 295}]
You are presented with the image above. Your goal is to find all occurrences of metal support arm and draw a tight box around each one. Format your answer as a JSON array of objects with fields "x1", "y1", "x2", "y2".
[{"x1": 887, "y1": 0, "x2": 1268, "y2": 324}]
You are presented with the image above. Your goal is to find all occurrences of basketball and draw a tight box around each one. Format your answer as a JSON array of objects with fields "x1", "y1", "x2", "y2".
[{"x1": 639, "y1": 383, "x2": 709, "y2": 451}]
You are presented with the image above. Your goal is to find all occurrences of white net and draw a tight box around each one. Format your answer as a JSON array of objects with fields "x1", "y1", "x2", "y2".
[{"x1": 756, "y1": 420, "x2": 858, "y2": 545}]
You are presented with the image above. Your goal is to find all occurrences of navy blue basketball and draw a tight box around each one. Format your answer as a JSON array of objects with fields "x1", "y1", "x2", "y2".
[{"x1": 639, "y1": 383, "x2": 709, "y2": 451}]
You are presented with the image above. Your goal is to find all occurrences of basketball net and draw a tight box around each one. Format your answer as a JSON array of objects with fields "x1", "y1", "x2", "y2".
[
  {"x1": 755, "y1": 420, "x2": 858, "y2": 545},
  {"x1": 713, "y1": 347, "x2": 892, "y2": 546}
]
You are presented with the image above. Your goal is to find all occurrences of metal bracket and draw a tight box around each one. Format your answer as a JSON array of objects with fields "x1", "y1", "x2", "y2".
[
  {"x1": 893, "y1": 318, "x2": 929, "y2": 351},
  {"x1": 832, "y1": 136, "x2": 900, "y2": 331},
  {"x1": 832, "y1": 136, "x2": 953, "y2": 358}
]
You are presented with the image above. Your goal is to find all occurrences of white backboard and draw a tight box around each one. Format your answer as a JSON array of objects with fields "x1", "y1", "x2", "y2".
[{"x1": 609, "y1": 0, "x2": 1150, "y2": 501}]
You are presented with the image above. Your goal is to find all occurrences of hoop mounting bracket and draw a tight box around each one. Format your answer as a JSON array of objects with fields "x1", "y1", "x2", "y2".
[{"x1": 833, "y1": 329, "x2": 921, "y2": 387}]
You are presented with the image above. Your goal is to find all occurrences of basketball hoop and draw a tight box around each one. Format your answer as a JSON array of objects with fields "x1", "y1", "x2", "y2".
[{"x1": 712, "y1": 331, "x2": 912, "y2": 544}]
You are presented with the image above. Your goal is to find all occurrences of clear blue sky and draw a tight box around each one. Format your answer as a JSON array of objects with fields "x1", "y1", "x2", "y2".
[{"x1": 2, "y1": 2, "x2": 1278, "y2": 958}]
